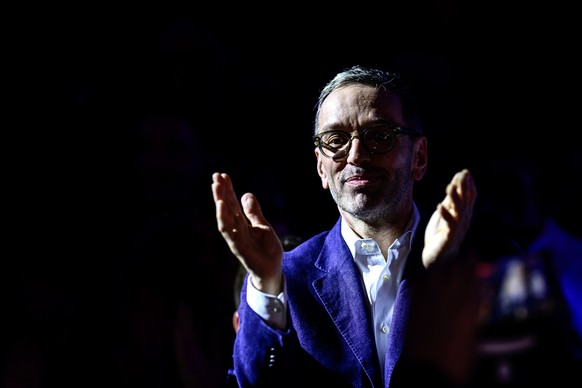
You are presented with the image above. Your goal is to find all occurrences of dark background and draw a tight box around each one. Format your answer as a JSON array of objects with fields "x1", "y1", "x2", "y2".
[{"x1": 5, "y1": 3, "x2": 581, "y2": 387}]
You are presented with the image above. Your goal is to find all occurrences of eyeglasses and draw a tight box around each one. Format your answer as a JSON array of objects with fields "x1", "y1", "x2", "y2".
[{"x1": 313, "y1": 125, "x2": 418, "y2": 161}]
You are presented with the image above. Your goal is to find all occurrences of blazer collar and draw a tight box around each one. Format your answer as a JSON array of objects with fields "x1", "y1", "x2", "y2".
[{"x1": 312, "y1": 219, "x2": 383, "y2": 386}]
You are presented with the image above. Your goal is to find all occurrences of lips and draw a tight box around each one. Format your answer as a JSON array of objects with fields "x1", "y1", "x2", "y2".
[
  {"x1": 344, "y1": 173, "x2": 382, "y2": 187},
  {"x1": 345, "y1": 175, "x2": 370, "y2": 184},
  {"x1": 343, "y1": 169, "x2": 386, "y2": 188}
]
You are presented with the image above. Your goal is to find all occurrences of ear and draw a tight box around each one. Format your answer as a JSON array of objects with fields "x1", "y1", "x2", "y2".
[
  {"x1": 412, "y1": 136, "x2": 428, "y2": 181},
  {"x1": 315, "y1": 148, "x2": 329, "y2": 189},
  {"x1": 232, "y1": 311, "x2": 240, "y2": 333}
]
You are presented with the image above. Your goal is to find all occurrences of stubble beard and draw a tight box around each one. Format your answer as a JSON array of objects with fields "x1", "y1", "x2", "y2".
[{"x1": 331, "y1": 169, "x2": 410, "y2": 227}]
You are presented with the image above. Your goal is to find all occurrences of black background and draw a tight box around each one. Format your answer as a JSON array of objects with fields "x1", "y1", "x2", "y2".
[{"x1": 5, "y1": 2, "x2": 581, "y2": 387}]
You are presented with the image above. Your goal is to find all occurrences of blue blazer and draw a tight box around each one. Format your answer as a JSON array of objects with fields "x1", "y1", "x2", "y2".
[{"x1": 233, "y1": 216, "x2": 427, "y2": 387}]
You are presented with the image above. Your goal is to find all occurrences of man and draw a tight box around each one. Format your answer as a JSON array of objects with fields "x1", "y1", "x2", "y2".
[{"x1": 212, "y1": 65, "x2": 477, "y2": 387}]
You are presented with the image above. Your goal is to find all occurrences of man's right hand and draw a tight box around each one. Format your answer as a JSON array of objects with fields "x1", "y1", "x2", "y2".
[{"x1": 212, "y1": 172, "x2": 284, "y2": 295}]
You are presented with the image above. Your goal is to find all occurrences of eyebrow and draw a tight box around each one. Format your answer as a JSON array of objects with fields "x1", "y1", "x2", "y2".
[{"x1": 319, "y1": 119, "x2": 399, "y2": 133}]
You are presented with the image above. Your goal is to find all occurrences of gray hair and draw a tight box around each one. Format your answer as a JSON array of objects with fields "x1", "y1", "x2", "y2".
[{"x1": 313, "y1": 65, "x2": 423, "y2": 135}]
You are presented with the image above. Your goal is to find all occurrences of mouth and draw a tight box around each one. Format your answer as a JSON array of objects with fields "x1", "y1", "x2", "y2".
[
  {"x1": 344, "y1": 172, "x2": 383, "y2": 188},
  {"x1": 345, "y1": 175, "x2": 371, "y2": 185},
  {"x1": 342, "y1": 165, "x2": 389, "y2": 188}
]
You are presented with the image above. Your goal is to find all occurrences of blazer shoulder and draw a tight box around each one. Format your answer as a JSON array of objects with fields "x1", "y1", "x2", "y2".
[
  {"x1": 284, "y1": 229, "x2": 329, "y2": 263},
  {"x1": 282, "y1": 217, "x2": 341, "y2": 262}
]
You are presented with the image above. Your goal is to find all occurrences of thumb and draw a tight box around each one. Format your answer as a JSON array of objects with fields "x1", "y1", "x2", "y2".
[{"x1": 241, "y1": 193, "x2": 270, "y2": 228}]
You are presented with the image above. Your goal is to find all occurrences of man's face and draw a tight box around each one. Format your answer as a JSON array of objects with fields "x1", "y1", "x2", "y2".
[{"x1": 314, "y1": 84, "x2": 427, "y2": 224}]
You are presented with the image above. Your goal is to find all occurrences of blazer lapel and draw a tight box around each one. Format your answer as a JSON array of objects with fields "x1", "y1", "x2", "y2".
[
  {"x1": 311, "y1": 221, "x2": 382, "y2": 385},
  {"x1": 385, "y1": 224, "x2": 426, "y2": 383}
]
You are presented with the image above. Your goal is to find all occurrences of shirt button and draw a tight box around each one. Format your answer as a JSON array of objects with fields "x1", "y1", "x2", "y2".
[
  {"x1": 382, "y1": 325, "x2": 389, "y2": 334},
  {"x1": 268, "y1": 299, "x2": 283, "y2": 314},
  {"x1": 360, "y1": 241, "x2": 375, "y2": 253},
  {"x1": 383, "y1": 274, "x2": 390, "y2": 281}
]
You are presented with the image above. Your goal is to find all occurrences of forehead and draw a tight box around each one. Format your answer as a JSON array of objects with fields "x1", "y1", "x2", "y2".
[{"x1": 318, "y1": 84, "x2": 403, "y2": 126}]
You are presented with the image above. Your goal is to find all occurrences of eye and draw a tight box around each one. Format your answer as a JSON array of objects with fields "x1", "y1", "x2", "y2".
[
  {"x1": 322, "y1": 132, "x2": 349, "y2": 149},
  {"x1": 366, "y1": 127, "x2": 392, "y2": 143}
]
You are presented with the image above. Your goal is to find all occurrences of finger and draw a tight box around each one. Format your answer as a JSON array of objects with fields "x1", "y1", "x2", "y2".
[
  {"x1": 213, "y1": 173, "x2": 235, "y2": 206},
  {"x1": 219, "y1": 173, "x2": 242, "y2": 212},
  {"x1": 215, "y1": 196, "x2": 232, "y2": 235},
  {"x1": 211, "y1": 172, "x2": 223, "y2": 203},
  {"x1": 453, "y1": 170, "x2": 476, "y2": 203},
  {"x1": 451, "y1": 169, "x2": 468, "y2": 199},
  {"x1": 442, "y1": 170, "x2": 474, "y2": 221},
  {"x1": 223, "y1": 174, "x2": 250, "y2": 219},
  {"x1": 463, "y1": 170, "x2": 478, "y2": 205},
  {"x1": 241, "y1": 193, "x2": 270, "y2": 229},
  {"x1": 459, "y1": 169, "x2": 477, "y2": 201},
  {"x1": 453, "y1": 170, "x2": 477, "y2": 228},
  {"x1": 454, "y1": 170, "x2": 477, "y2": 220},
  {"x1": 442, "y1": 181, "x2": 461, "y2": 220},
  {"x1": 213, "y1": 173, "x2": 247, "y2": 235},
  {"x1": 212, "y1": 173, "x2": 228, "y2": 230},
  {"x1": 436, "y1": 202, "x2": 457, "y2": 225}
]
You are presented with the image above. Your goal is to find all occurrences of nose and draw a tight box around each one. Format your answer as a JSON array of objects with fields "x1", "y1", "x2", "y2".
[{"x1": 345, "y1": 133, "x2": 371, "y2": 164}]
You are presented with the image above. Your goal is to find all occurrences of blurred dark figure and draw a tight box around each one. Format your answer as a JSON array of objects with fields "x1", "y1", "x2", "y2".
[
  {"x1": 111, "y1": 113, "x2": 236, "y2": 388},
  {"x1": 468, "y1": 157, "x2": 582, "y2": 387},
  {"x1": 103, "y1": 13, "x2": 238, "y2": 388},
  {"x1": 527, "y1": 153, "x2": 582, "y2": 350},
  {"x1": 1, "y1": 266, "x2": 77, "y2": 388}
]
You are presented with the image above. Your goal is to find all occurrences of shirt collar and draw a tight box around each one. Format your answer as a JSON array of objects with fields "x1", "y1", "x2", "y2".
[{"x1": 341, "y1": 202, "x2": 421, "y2": 259}]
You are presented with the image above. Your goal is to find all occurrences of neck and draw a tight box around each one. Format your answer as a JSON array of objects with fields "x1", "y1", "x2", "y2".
[{"x1": 341, "y1": 208, "x2": 413, "y2": 257}]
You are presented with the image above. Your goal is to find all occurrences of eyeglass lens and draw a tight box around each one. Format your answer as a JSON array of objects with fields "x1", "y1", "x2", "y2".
[{"x1": 320, "y1": 127, "x2": 396, "y2": 159}]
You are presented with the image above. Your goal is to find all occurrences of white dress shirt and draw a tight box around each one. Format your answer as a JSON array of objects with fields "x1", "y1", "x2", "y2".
[
  {"x1": 342, "y1": 205, "x2": 419, "y2": 373},
  {"x1": 246, "y1": 204, "x2": 421, "y2": 372}
]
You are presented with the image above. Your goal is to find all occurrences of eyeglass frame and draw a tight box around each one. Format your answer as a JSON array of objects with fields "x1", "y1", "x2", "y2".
[{"x1": 312, "y1": 125, "x2": 419, "y2": 161}]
